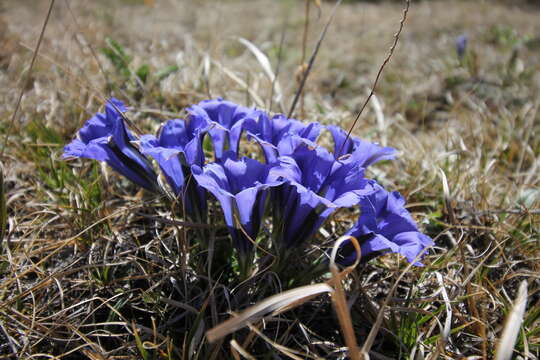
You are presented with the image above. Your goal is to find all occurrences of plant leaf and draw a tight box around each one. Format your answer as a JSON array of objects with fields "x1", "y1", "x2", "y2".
[
  {"x1": 156, "y1": 65, "x2": 179, "y2": 80},
  {"x1": 206, "y1": 283, "x2": 333, "y2": 343},
  {"x1": 136, "y1": 64, "x2": 150, "y2": 83}
]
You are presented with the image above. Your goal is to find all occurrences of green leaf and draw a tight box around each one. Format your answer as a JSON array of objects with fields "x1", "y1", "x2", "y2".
[
  {"x1": 132, "y1": 321, "x2": 150, "y2": 360},
  {"x1": 202, "y1": 135, "x2": 214, "y2": 154},
  {"x1": 102, "y1": 37, "x2": 132, "y2": 78},
  {"x1": 136, "y1": 64, "x2": 150, "y2": 83},
  {"x1": 155, "y1": 65, "x2": 179, "y2": 80},
  {"x1": 425, "y1": 321, "x2": 474, "y2": 345}
]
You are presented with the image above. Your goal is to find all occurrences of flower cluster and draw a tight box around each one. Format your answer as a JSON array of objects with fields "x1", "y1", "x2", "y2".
[{"x1": 64, "y1": 98, "x2": 433, "y2": 265}]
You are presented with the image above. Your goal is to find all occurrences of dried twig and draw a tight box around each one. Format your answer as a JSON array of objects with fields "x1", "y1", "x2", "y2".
[
  {"x1": 339, "y1": 0, "x2": 410, "y2": 155},
  {"x1": 0, "y1": 0, "x2": 55, "y2": 157},
  {"x1": 288, "y1": 0, "x2": 343, "y2": 118}
]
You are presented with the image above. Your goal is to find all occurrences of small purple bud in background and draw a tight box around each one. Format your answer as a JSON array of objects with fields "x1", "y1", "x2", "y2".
[{"x1": 456, "y1": 34, "x2": 468, "y2": 59}]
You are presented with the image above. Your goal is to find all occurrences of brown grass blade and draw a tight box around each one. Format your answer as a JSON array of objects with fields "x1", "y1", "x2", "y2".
[
  {"x1": 206, "y1": 283, "x2": 333, "y2": 343},
  {"x1": 435, "y1": 272, "x2": 452, "y2": 346},
  {"x1": 0, "y1": 165, "x2": 6, "y2": 250},
  {"x1": 494, "y1": 280, "x2": 528, "y2": 360},
  {"x1": 230, "y1": 339, "x2": 256, "y2": 360},
  {"x1": 211, "y1": 59, "x2": 266, "y2": 108},
  {"x1": 329, "y1": 236, "x2": 362, "y2": 360},
  {"x1": 243, "y1": 322, "x2": 310, "y2": 360},
  {"x1": 238, "y1": 37, "x2": 285, "y2": 112}
]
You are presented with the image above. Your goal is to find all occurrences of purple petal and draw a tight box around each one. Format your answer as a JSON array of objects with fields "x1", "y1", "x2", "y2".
[
  {"x1": 270, "y1": 145, "x2": 375, "y2": 248},
  {"x1": 187, "y1": 98, "x2": 261, "y2": 160},
  {"x1": 327, "y1": 124, "x2": 396, "y2": 167},
  {"x1": 337, "y1": 184, "x2": 433, "y2": 266},
  {"x1": 64, "y1": 98, "x2": 158, "y2": 192},
  {"x1": 140, "y1": 134, "x2": 184, "y2": 194},
  {"x1": 456, "y1": 34, "x2": 468, "y2": 58},
  {"x1": 248, "y1": 114, "x2": 322, "y2": 163},
  {"x1": 192, "y1": 156, "x2": 282, "y2": 252}
]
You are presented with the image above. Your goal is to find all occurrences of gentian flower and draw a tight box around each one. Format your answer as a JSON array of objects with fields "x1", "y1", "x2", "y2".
[
  {"x1": 247, "y1": 113, "x2": 321, "y2": 163},
  {"x1": 336, "y1": 184, "x2": 433, "y2": 266},
  {"x1": 140, "y1": 117, "x2": 210, "y2": 220},
  {"x1": 327, "y1": 125, "x2": 396, "y2": 168},
  {"x1": 456, "y1": 34, "x2": 468, "y2": 59},
  {"x1": 187, "y1": 98, "x2": 262, "y2": 161},
  {"x1": 268, "y1": 138, "x2": 375, "y2": 248},
  {"x1": 191, "y1": 153, "x2": 283, "y2": 253},
  {"x1": 63, "y1": 98, "x2": 158, "y2": 192}
]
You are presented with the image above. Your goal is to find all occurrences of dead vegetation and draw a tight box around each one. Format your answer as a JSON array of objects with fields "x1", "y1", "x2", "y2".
[{"x1": 0, "y1": 0, "x2": 539, "y2": 359}]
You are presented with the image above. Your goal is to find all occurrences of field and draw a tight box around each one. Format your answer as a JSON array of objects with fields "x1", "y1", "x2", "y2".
[{"x1": 0, "y1": 0, "x2": 539, "y2": 359}]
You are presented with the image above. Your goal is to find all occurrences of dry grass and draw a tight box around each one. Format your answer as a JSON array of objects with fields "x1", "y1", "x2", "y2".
[{"x1": 0, "y1": 0, "x2": 539, "y2": 359}]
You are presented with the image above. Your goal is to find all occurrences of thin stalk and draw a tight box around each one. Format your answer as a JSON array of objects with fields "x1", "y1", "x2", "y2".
[
  {"x1": 288, "y1": 0, "x2": 343, "y2": 119},
  {"x1": 338, "y1": 0, "x2": 410, "y2": 156},
  {"x1": 1, "y1": 0, "x2": 55, "y2": 157},
  {"x1": 300, "y1": 0, "x2": 311, "y2": 118}
]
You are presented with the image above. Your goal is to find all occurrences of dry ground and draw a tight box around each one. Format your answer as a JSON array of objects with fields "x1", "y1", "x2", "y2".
[{"x1": 0, "y1": 0, "x2": 539, "y2": 359}]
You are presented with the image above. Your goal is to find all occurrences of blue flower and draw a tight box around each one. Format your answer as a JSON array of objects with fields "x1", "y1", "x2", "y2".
[
  {"x1": 337, "y1": 184, "x2": 433, "y2": 266},
  {"x1": 187, "y1": 98, "x2": 262, "y2": 161},
  {"x1": 268, "y1": 139, "x2": 375, "y2": 248},
  {"x1": 456, "y1": 34, "x2": 468, "y2": 59},
  {"x1": 247, "y1": 113, "x2": 321, "y2": 163},
  {"x1": 140, "y1": 118, "x2": 210, "y2": 219},
  {"x1": 63, "y1": 98, "x2": 158, "y2": 192},
  {"x1": 191, "y1": 153, "x2": 283, "y2": 253},
  {"x1": 327, "y1": 125, "x2": 396, "y2": 168}
]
